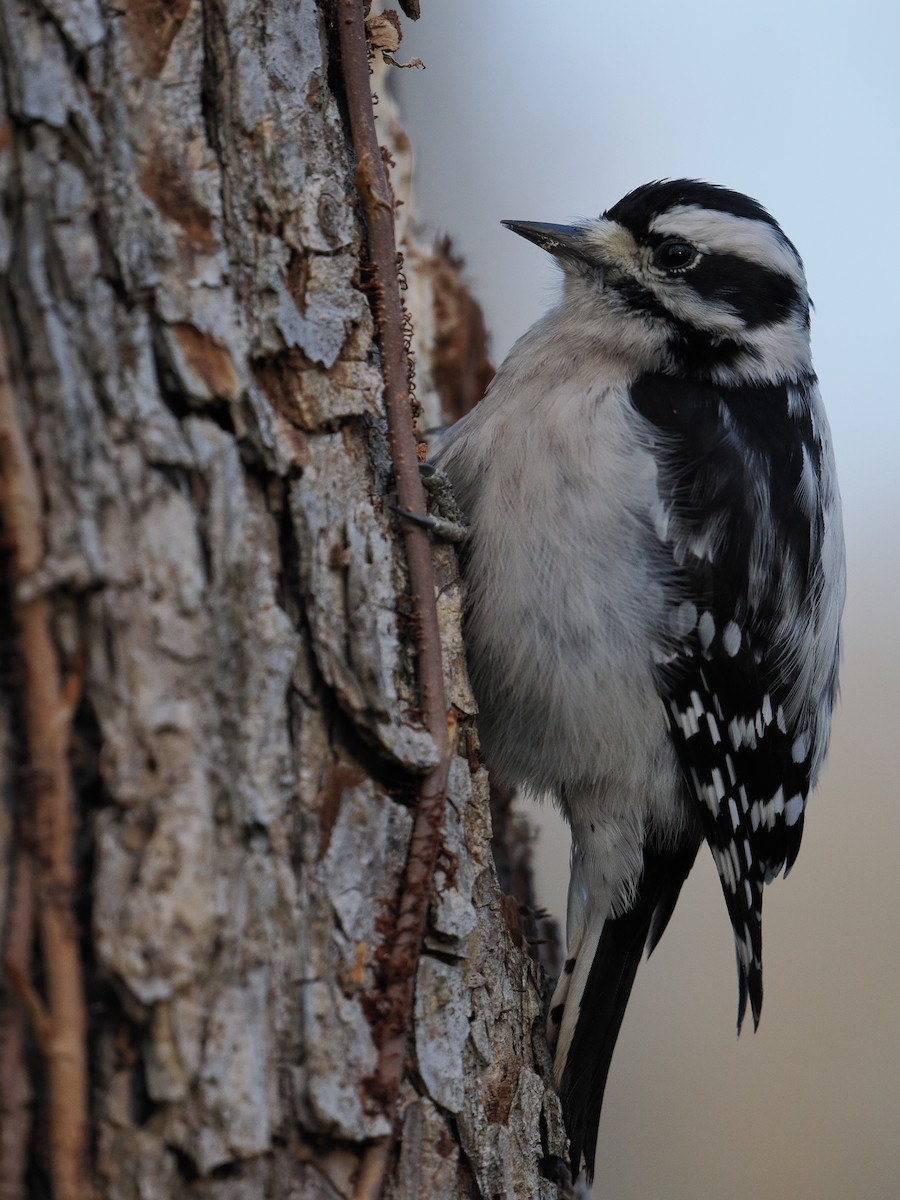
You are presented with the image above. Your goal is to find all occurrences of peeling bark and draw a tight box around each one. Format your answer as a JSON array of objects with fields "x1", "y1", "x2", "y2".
[{"x1": 0, "y1": 2, "x2": 568, "y2": 1197}]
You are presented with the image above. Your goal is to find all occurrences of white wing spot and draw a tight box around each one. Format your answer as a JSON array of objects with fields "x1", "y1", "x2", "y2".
[
  {"x1": 717, "y1": 846, "x2": 737, "y2": 892},
  {"x1": 698, "y1": 611, "x2": 716, "y2": 651},
  {"x1": 784, "y1": 793, "x2": 805, "y2": 826},
  {"x1": 671, "y1": 599, "x2": 698, "y2": 638},
  {"x1": 726, "y1": 840, "x2": 741, "y2": 882},
  {"x1": 791, "y1": 730, "x2": 811, "y2": 763},
  {"x1": 711, "y1": 767, "x2": 727, "y2": 802},
  {"x1": 761, "y1": 786, "x2": 786, "y2": 830},
  {"x1": 677, "y1": 702, "x2": 700, "y2": 739},
  {"x1": 737, "y1": 927, "x2": 754, "y2": 970},
  {"x1": 722, "y1": 620, "x2": 741, "y2": 656},
  {"x1": 728, "y1": 796, "x2": 740, "y2": 829}
]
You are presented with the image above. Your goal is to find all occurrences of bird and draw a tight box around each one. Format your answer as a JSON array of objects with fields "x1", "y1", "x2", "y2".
[{"x1": 431, "y1": 179, "x2": 845, "y2": 1180}]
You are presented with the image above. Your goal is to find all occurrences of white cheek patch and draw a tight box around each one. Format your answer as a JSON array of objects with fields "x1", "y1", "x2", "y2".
[
  {"x1": 648, "y1": 207, "x2": 807, "y2": 290},
  {"x1": 656, "y1": 285, "x2": 746, "y2": 334}
]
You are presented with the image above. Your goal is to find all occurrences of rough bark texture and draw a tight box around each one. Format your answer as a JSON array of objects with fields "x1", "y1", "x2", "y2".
[{"x1": 0, "y1": 2, "x2": 567, "y2": 1198}]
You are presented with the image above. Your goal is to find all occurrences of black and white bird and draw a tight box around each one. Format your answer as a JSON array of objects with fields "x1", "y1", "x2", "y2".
[{"x1": 432, "y1": 180, "x2": 845, "y2": 1179}]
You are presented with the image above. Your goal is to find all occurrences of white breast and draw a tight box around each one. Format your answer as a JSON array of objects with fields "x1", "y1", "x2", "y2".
[{"x1": 435, "y1": 313, "x2": 682, "y2": 831}]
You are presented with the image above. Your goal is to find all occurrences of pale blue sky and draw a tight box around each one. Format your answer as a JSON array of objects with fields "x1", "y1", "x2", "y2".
[
  {"x1": 396, "y1": 5, "x2": 900, "y2": 1196},
  {"x1": 397, "y1": 0, "x2": 900, "y2": 550}
]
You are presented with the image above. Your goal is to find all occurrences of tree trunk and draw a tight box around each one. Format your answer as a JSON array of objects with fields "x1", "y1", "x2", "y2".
[{"x1": 0, "y1": 2, "x2": 567, "y2": 1197}]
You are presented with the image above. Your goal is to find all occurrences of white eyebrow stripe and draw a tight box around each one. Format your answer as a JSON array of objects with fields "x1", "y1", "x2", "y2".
[{"x1": 648, "y1": 207, "x2": 806, "y2": 287}]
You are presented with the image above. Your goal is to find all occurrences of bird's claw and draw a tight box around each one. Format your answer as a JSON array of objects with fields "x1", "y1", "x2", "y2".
[
  {"x1": 394, "y1": 462, "x2": 469, "y2": 543},
  {"x1": 396, "y1": 506, "x2": 468, "y2": 544}
]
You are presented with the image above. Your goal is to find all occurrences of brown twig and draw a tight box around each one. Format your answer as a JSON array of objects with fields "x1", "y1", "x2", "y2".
[
  {"x1": 0, "y1": 856, "x2": 35, "y2": 1200},
  {"x1": 0, "y1": 337, "x2": 93, "y2": 1200},
  {"x1": 335, "y1": 3, "x2": 452, "y2": 1197}
]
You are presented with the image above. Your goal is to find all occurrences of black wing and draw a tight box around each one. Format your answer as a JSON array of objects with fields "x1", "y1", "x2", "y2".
[{"x1": 632, "y1": 371, "x2": 833, "y2": 1029}]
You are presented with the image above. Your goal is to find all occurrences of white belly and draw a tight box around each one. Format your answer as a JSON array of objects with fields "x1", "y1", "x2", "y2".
[{"x1": 437, "y1": 361, "x2": 682, "y2": 832}]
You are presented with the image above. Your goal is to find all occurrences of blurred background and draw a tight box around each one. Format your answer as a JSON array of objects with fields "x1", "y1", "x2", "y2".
[{"x1": 395, "y1": 3, "x2": 900, "y2": 1197}]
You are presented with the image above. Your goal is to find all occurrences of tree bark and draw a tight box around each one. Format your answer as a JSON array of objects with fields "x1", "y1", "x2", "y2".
[{"x1": 0, "y1": 2, "x2": 568, "y2": 1198}]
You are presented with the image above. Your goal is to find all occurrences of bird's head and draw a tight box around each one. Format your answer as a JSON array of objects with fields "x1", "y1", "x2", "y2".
[{"x1": 504, "y1": 180, "x2": 812, "y2": 384}]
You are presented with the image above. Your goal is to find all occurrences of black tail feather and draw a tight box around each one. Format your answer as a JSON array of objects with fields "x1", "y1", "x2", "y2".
[
  {"x1": 645, "y1": 843, "x2": 698, "y2": 956},
  {"x1": 559, "y1": 838, "x2": 699, "y2": 1180}
]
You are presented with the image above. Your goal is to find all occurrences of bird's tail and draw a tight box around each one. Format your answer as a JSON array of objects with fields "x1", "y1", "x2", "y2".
[{"x1": 553, "y1": 839, "x2": 698, "y2": 1180}]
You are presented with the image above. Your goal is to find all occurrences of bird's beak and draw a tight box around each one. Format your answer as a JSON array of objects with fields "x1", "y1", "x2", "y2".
[{"x1": 502, "y1": 220, "x2": 588, "y2": 261}]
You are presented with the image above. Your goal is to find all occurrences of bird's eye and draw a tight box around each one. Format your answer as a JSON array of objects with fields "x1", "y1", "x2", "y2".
[{"x1": 652, "y1": 240, "x2": 698, "y2": 272}]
